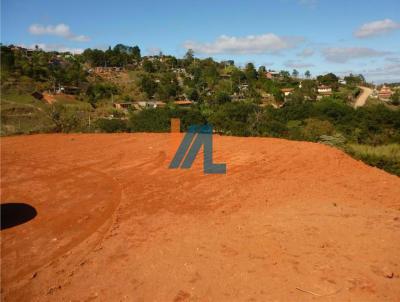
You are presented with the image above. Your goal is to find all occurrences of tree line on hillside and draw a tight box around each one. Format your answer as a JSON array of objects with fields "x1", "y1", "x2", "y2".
[
  {"x1": 127, "y1": 99, "x2": 400, "y2": 143},
  {"x1": 0, "y1": 43, "x2": 375, "y2": 108}
]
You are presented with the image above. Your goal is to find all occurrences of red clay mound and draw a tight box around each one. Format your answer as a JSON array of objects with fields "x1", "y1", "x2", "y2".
[{"x1": 1, "y1": 133, "x2": 400, "y2": 301}]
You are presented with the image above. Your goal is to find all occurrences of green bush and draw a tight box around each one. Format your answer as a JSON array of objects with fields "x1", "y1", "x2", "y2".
[
  {"x1": 346, "y1": 144, "x2": 400, "y2": 176},
  {"x1": 301, "y1": 118, "x2": 335, "y2": 141},
  {"x1": 129, "y1": 108, "x2": 170, "y2": 132},
  {"x1": 208, "y1": 102, "x2": 257, "y2": 136},
  {"x1": 46, "y1": 103, "x2": 90, "y2": 133},
  {"x1": 96, "y1": 118, "x2": 128, "y2": 133}
]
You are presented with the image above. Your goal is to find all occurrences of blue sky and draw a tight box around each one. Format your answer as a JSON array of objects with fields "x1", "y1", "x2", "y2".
[{"x1": 2, "y1": 0, "x2": 400, "y2": 83}]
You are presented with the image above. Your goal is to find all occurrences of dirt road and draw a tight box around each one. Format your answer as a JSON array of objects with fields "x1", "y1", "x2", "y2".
[
  {"x1": 354, "y1": 86, "x2": 373, "y2": 108},
  {"x1": 1, "y1": 134, "x2": 400, "y2": 301}
]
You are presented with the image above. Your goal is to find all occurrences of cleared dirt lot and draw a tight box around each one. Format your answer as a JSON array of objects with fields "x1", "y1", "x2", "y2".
[{"x1": 1, "y1": 133, "x2": 400, "y2": 301}]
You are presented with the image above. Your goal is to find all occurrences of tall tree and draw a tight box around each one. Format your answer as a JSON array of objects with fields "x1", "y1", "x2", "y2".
[
  {"x1": 140, "y1": 75, "x2": 157, "y2": 98},
  {"x1": 142, "y1": 59, "x2": 155, "y2": 73},
  {"x1": 317, "y1": 73, "x2": 339, "y2": 89},
  {"x1": 258, "y1": 65, "x2": 266, "y2": 74},
  {"x1": 131, "y1": 46, "x2": 141, "y2": 60},
  {"x1": 280, "y1": 70, "x2": 290, "y2": 78},
  {"x1": 245, "y1": 63, "x2": 257, "y2": 81},
  {"x1": 184, "y1": 49, "x2": 194, "y2": 66}
]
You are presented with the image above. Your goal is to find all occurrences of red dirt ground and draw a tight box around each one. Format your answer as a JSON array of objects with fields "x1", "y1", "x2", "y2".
[
  {"x1": 1, "y1": 133, "x2": 400, "y2": 301},
  {"x1": 41, "y1": 93, "x2": 55, "y2": 104}
]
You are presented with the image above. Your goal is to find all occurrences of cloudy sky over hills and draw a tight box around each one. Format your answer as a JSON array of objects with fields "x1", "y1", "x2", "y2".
[{"x1": 2, "y1": 0, "x2": 400, "y2": 83}]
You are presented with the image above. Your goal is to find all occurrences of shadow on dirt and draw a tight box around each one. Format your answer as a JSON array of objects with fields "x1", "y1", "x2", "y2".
[{"x1": 1, "y1": 203, "x2": 37, "y2": 230}]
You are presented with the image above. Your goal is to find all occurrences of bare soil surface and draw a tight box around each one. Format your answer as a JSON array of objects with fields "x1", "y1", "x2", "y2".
[
  {"x1": 41, "y1": 93, "x2": 55, "y2": 104},
  {"x1": 1, "y1": 133, "x2": 400, "y2": 301},
  {"x1": 354, "y1": 86, "x2": 373, "y2": 108}
]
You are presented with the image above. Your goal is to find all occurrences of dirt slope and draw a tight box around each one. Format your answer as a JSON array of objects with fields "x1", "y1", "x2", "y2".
[
  {"x1": 354, "y1": 86, "x2": 373, "y2": 108},
  {"x1": 1, "y1": 133, "x2": 400, "y2": 301}
]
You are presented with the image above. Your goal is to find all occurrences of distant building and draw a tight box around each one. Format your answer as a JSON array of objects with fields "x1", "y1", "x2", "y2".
[
  {"x1": 91, "y1": 67, "x2": 124, "y2": 74},
  {"x1": 239, "y1": 83, "x2": 249, "y2": 91},
  {"x1": 281, "y1": 88, "x2": 294, "y2": 96},
  {"x1": 155, "y1": 101, "x2": 166, "y2": 108},
  {"x1": 378, "y1": 85, "x2": 393, "y2": 100},
  {"x1": 264, "y1": 72, "x2": 273, "y2": 79},
  {"x1": 317, "y1": 85, "x2": 332, "y2": 95},
  {"x1": 132, "y1": 100, "x2": 167, "y2": 109},
  {"x1": 137, "y1": 101, "x2": 155, "y2": 109},
  {"x1": 56, "y1": 86, "x2": 80, "y2": 95},
  {"x1": 174, "y1": 100, "x2": 193, "y2": 107},
  {"x1": 264, "y1": 71, "x2": 280, "y2": 79},
  {"x1": 144, "y1": 55, "x2": 166, "y2": 63},
  {"x1": 172, "y1": 68, "x2": 186, "y2": 74},
  {"x1": 114, "y1": 102, "x2": 134, "y2": 110}
]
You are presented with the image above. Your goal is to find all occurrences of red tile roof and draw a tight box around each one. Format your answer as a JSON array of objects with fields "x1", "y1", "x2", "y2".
[{"x1": 174, "y1": 100, "x2": 193, "y2": 105}]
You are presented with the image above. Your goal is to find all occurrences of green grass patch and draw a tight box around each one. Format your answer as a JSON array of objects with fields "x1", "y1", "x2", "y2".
[
  {"x1": 1, "y1": 91, "x2": 41, "y2": 105},
  {"x1": 1, "y1": 92, "x2": 52, "y2": 135},
  {"x1": 346, "y1": 143, "x2": 400, "y2": 176}
]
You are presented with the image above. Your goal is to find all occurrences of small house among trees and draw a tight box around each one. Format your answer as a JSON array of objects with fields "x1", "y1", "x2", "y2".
[
  {"x1": 174, "y1": 100, "x2": 193, "y2": 107},
  {"x1": 378, "y1": 85, "x2": 393, "y2": 100},
  {"x1": 114, "y1": 102, "x2": 134, "y2": 110},
  {"x1": 281, "y1": 88, "x2": 294, "y2": 96},
  {"x1": 317, "y1": 85, "x2": 332, "y2": 95}
]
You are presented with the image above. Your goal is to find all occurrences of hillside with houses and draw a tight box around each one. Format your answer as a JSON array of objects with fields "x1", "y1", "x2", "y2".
[
  {"x1": 2, "y1": 44, "x2": 399, "y2": 122},
  {"x1": 1, "y1": 44, "x2": 400, "y2": 175}
]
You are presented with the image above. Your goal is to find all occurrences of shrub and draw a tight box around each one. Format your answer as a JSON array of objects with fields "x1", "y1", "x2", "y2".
[
  {"x1": 208, "y1": 102, "x2": 257, "y2": 136},
  {"x1": 346, "y1": 144, "x2": 400, "y2": 176},
  {"x1": 319, "y1": 134, "x2": 346, "y2": 148},
  {"x1": 96, "y1": 118, "x2": 128, "y2": 133},
  {"x1": 86, "y1": 83, "x2": 119, "y2": 105},
  {"x1": 46, "y1": 103, "x2": 90, "y2": 133},
  {"x1": 301, "y1": 118, "x2": 335, "y2": 141},
  {"x1": 129, "y1": 108, "x2": 170, "y2": 132}
]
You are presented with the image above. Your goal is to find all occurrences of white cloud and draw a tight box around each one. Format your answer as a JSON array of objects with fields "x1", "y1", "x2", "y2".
[
  {"x1": 360, "y1": 62, "x2": 400, "y2": 83},
  {"x1": 385, "y1": 57, "x2": 400, "y2": 63},
  {"x1": 183, "y1": 33, "x2": 303, "y2": 55},
  {"x1": 28, "y1": 23, "x2": 90, "y2": 42},
  {"x1": 284, "y1": 60, "x2": 314, "y2": 68},
  {"x1": 322, "y1": 47, "x2": 389, "y2": 63},
  {"x1": 297, "y1": 48, "x2": 314, "y2": 57},
  {"x1": 354, "y1": 19, "x2": 400, "y2": 38}
]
